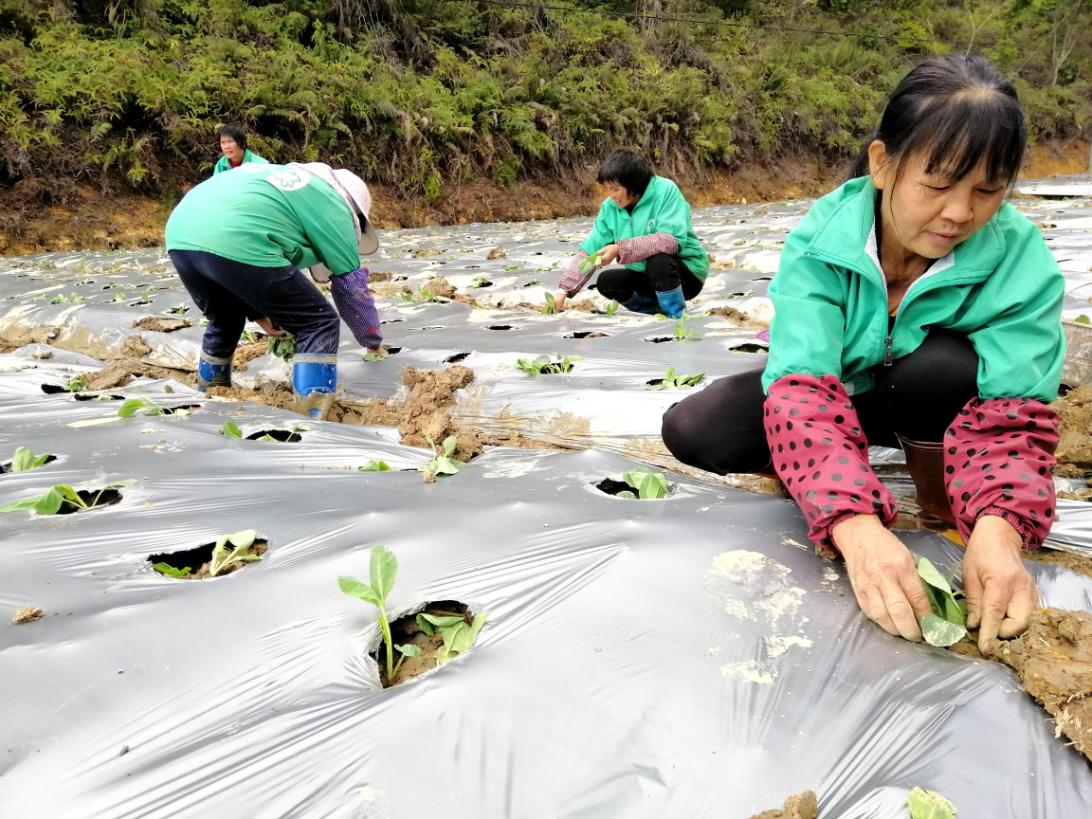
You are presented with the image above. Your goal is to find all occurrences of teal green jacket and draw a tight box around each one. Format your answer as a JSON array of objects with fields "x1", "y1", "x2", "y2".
[
  {"x1": 580, "y1": 176, "x2": 709, "y2": 279},
  {"x1": 213, "y1": 149, "x2": 269, "y2": 175},
  {"x1": 166, "y1": 164, "x2": 360, "y2": 275},
  {"x1": 763, "y1": 176, "x2": 1065, "y2": 402}
]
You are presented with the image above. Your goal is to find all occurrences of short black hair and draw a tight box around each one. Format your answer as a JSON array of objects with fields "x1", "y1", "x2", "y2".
[
  {"x1": 848, "y1": 55, "x2": 1026, "y2": 188},
  {"x1": 597, "y1": 149, "x2": 653, "y2": 197},
  {"x1": 218, "y1": 125, "x2": 248, "y2": 150}
]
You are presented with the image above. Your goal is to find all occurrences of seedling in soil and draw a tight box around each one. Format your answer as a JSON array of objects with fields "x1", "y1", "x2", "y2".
[
  {"x1": 65, "y1": 376, "x2": 87, "y2": 392},
  {"x1": 338, "y1": 545, "x2": 404, "y2": 684},
  {"x1": 647, "y1": 367, "x2": 705, "y2": 390},
  {"x1": 515, "y1": 354, "x2": 582, "y2": 375},
  {"x1": 907, "y1": 787, "x2": 957, "y2": 819},
  {"x1": 166, "y1": 304, "x2": 189, "y2": 315},
  {"x1": 118, "y1": 398, "x2": 198, "y2": 418},
  {"x1": 3, "y1": 446, "x2": 55, "y2": 474},
  {"x1": 363, "y1": 352, "x2": 386, "y2": 362},
  {"x1": 239, "y1": 330, "x2": 261, "y2": 344},
  {"x1": 149, "y1": 529, "x2": 267, "y2": 579},
  {"x1": 222, "y1": 421, "x2": 243, "y2": 438},
  {"x1": 208, "y1": 529, "x2": 263, "y2": 576},
  {"x1": 0, "y1": 481, "x2": 131, "y2": 515},
  {"x1": 605, "y1": 300, "x2": 619, "y2": 316},
  {"x1": 915, "y1": 556, "x2": 967, "y2": 647},
  {"x1": 617, "y1": 469, "x2": 670, "y2": 499},
  {"x1": 669, "y1": 314, "x2": 701, "y2": 341},
  {"x1": 416, "y1": 609, "x2": 488, "y2": 666},
  {"x1": 540, "y1": 292, "x2": 558, "y2": 315},
  {"x1": 419, "y1": 436, "x2": 464, "y2": 482},
  {"x1": 472, "y1": 276, "x2": 493, "y2": 288},
  {"x1": 579, "y1": 252, "x2": 604, "y2": 276},
  {"x1": 153, "y1": 563, "x2": 192, "y2": 578},
  {"x1": 267, "y1": 333, "x2": 297, "y2": 361},
  {"x1": 359, "y1": 460, "x2": 392, "y2": 472}
]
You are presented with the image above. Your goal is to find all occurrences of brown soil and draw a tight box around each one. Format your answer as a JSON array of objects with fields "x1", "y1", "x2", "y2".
[
  {"x1": 1058, "y1": 486, "x2": 1092, "y2": 502},
  {"x1": 376, "y1": 601, "x2": 479, "y2": 687},
  {"x1": 82, "y1": 364, "x2": 133, "y2": 391},
  {"x1": 152, "y1": 540, "x2": 269, "y2": 580},
  {"x1": 1053, "y1": 385, "x2": 1092, "y2": 475},
  {"x1": 11, "y1": 605, "x2": 45, "y2": 625},
  {"x1": 705, "y1": 306, "x2": 769, "y2": 330},
  {"x1": 424, "y1": 276, "x2": 457, "y2": 299},
  {"x1": 232, "y1": 341, "x2": 269, "y2": 371},
  {"x1": 747, "y1": 790, "x2": 818, "y2": 819},
  {"x1": 4, "y1": 140, "x2": 1083, "y2": 258},
  {"x1": 131, "y1": 317, "x2": 192, "y2": 333},
  {"x1": 1023, "y1": 547, "x2": 1092, "y2": 579},
  {"x1": 994, "y1": 608, "x2": 1092, "y2": 762},
  {"x1": 0, "y1": 324, "x2": 60, "y2": 353}
]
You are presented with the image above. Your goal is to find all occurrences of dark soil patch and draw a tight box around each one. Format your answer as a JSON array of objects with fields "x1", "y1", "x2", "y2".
[
  {"x1": 148, "y1": 538, "x2": 269, "y2": 580},
  {"x1": 595, "y1": 478, "x2": 633, "y2": 497},
  {"x1": 376, "y1": 600, "x2": 478, "y2": 688},
  {"x1": 645, "y1": 378, "x2": 665, "y2": 387},
  {"x1": 645, "y1": 336, "x2": 673, "y2": 343},
  {"x1": 995, "y1": 608, "x2": 1092, "y2": 762},
  {"x1": 488, "y1": 324, "x2": 515, "y2": 331},
  {"x1": 73, "y1": 393, "x2": 125, "y2": 401},
  {"x1": 747, "y1": 790, "x2": 817, "y2": 819},
  {"x1": 0, "y1": 454, "x2": 58, "y2": 474},
  {"x1": 729, "y1": 343, "x2": 767, "y2": 354},
  {"x1": 157, "y1": 404, "x2": 200, "y2": 415},
  {"x1": 564, "y1": 331, "x2": 609, "y2": 339},
  {"x1": 385, "y1": 347, "x2": 402, "y2": 355},
  {"x1": 444, "y1": 352, "x2": 471, "y2": 363},
  {"x1": 245, "y1": 429, "x2": 302, "y2": 443},
  {"x1": 40, "y1": 383, "x2": 72, "y2": 394},
  {"x1": 132, "y1": 316, "x2": 191, "y2": 333}
]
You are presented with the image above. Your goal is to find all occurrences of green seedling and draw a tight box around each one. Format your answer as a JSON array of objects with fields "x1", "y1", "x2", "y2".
[
  {"x1": 222, "y1": 421, "x2": 243, "y2": 438},
  {"x1": 650, "y1": 367, "x2": 705, "y2": 390},
  {"x1": 64, "y1": 376, "x2": 87, "y2": 392},
  {"x1": 153, "y1": 562, "x2": 192, "y2": 578},
  {"x1": 1075, "y1": 314, "x2": 1090, "y2": 325},
  {"x1": 49, "y1": 294, "x2": 66, "y2": 304},
  {"x1": 540, "y1": 291, "x2": 557, "y2": 315},
  {"x1": 112, "y1": 292, "x2": 128, "y2": 302},
  {"x1": 239, "y1": 330, "x2": 260, "y2": 344},
  {"x1": 472, "y1": 276, "x2": 493, "y2": 288},
  {"x1": 915, "y1": 555, "x2": 967, "y2": 647},
  {"x1": 359, "y1": 460, "x2": 392, "y2": 472},
  {"x1": 166, "y1": 304, "x2": 189, "y2": 314},
  {"x1": 617, "y1": 469, "x2": 670, "y2": 500},
  {"x1": 338, "y1": 545, "x2": 405, "y2": 682},
  {"x1": 907, "y1": 787, "x2": 957, "y2": 819},
  {"x1": 208, "y1": 529, "x2": 263, "y2": 577},
  {"x1": 363, "y1": 352, "x2": 386, "y2": 362},
  {"x1": 420, "y1": 436, "x2": 465, "y2": 481},
  {"x1": 0, "y1": 481, "x2": 133, "y2": 515},
  {"x1": 579, "y1": 252, "x2": 604, "y2": 276},
  {"x1": 503, "y1": 263, "x2": 521, "y2": 272},
  {"x1": 515, "y1": 354, "x2": 582, "y2": 375},
  {"x1": 605, "y1": 300, "x2": 619, "y2": 316},
  {"x1": 670, "y1": 314, "x2": 701, "y2": 341},
  {"x1": 118, "y1": 397, "x2": 165, "y2": 417},
  {"x1": 268, "y1": 333, "x2": 297, "y2": 361},
  {"x1": 7, "y1": 446, "x2": 53, "y2": 473},
  {"x1": 416, "y1": 610, "x2": 488, "y2": 665}
]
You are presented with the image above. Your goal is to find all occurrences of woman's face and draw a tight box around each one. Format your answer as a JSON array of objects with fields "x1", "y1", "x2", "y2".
[
  {"x1": 603, "y1": 181, "x2": 640, "y2": 209},
  {"x1": 220, "y1": 136, "x2": 244, "y2": 163},
  {"x1": 869, "y1": 140, "x2": 1008, "y2": 261}
]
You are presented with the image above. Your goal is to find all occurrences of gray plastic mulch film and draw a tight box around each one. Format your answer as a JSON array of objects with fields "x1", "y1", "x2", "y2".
[{"x1": 1, "y1": 180, "x2": 1090, "y2": 817}]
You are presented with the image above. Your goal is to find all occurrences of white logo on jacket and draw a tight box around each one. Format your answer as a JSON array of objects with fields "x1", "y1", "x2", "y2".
[{"x1": 264, "y1": 168, "x2": 310, "y2": 192}]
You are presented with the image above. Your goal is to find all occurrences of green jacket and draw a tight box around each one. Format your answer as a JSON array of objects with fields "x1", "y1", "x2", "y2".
[
  {"x1": 763, "y1": 176, "x2": 1065, "y2": 402},
  {"x1": 580, "y1": 176, "x2": 709, "y2": 279},
  {"x1": 213, "y1": 149, "x2": 269, "y2": 175},
  {"x1": 165, "y1": 163, "x2": 360, "y2": 275}
]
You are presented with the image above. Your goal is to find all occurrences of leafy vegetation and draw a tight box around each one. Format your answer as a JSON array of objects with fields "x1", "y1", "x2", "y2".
[
  {"x1": 649, "y1": 366, "x2": 705, "y2": 389},
  {"x1": 338, "y1": 545, "x2": 405, "y2": 683},
  {"x1": 359, "y1": 459, "x2": 392, "y2": 472},
  {"x1": 616, "y1": 469, "x2": 670, "y2": 500},
  {"x1": 915, "y1": 555, "x2": 968, "y2": 647},
  {"x1": 419, "y1": 435, "x2": 464, "y2": 481},
  {"x1": 268, "y1": 334, "x2": 298, "y2": 361},
  {"x1": 516, "y1": 354, "x2": 582, "y2": 374},
  {"x1": 208, "y1": 529, "x2": 264, "y2": 576},
  {"x1": 0, "y1": 481, "x2": 132, "y2": 515},
  {"x1": 416, "y1": 609, "x2": 488, "y2": 666},
  {"x1": 6, "y1": 446, "x2": 53, "y2": 473},
  {"x1": 907, "y1": 786, "x2": 957, "y2": 819},
  {"x1": 540, "y1": 291, "x2": 558, "y2": 315},
  {"x1": 1, "y1": 1, "x2": 1086, "y2": 200}
]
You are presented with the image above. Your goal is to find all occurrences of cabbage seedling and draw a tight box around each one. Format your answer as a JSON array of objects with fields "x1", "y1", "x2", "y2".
[
  {"x1": 0, "y1": 481, "x2": 133, "y2": 515},
  {"x1": 472, "y1": 276, "x2": 493, "y2": 288},
  {"x1": 907, "y1": 787, "x2": 957, "y2": 819},
  {"x1": 416, "y1": 611, "x2": 488, "y2": 665},
  {"x1": 617, "y1": 469, "x2": 670, "y2": 500},
  {"x1": 268, "y1": 333, "x2": 297, "y2": 361},
  {"x1": 605, "y1": 300, "x2": 619, "y2": 316},
  {"x1": 118, "y1": 397, "x2": 164, "y2": 417},
  {"x1": 64, "y1": 376, "x2": 87, "y2": 392},
  {"x1": 153, "y1": 563, "x2": 192, "y2": 578},
  {"x1": 359, "y1": 460, "x2": 392, "y2": 472},
  {"x1": 579, "y1": 252, "x2": 604, "y2": 276},
  {"x1": 420, "y1": 436, "x2": 464, "y2": 482},
  {"x1": 7, "y1": 446, "x2": 53, "y2": 473},
  {"x1": 670, "y1": 314, "x2": 701, "y2": 341},
  {"x1": 540, "y1": 292, "x2": 557, "y2": 315},
  {"x1": 338, "y1": 545, "x2": 409, "y2": 683},
  {"x1": 208, "y1": 529, "x2": 263, "y2": 577},
  {"x1": 915, "y1": 556, "x2": 967, "y2": 647},
  {"x1": 222, "y1": 421, "x2": 243, "y2": 438},
  {"x1": 515, "y1": 354, "x2": 582, "y2": 375},
  {"x1": 649, "y1": 367, "x2": 704, "y2": 390}
]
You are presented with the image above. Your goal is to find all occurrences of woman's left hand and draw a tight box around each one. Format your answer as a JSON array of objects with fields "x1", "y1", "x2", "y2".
[
  {"x1": 962, "y1": 515, "x2": 1038, "y2": 654},
  {"x1": 256, "y1": 317, "x2": 285, "y2": 337},
  {"x1": 596, "y1": 244, "x2": 620, "y2": 266}
]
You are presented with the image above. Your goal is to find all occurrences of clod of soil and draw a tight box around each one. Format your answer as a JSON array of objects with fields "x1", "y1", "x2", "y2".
[
  {"x1": 488, "y1": 324, "x2": 515, "y2": 331},
  {"x1": 444, "y1": 352, "x2": 471, "y2": 363},
  {"x1": 132, "y1": 317, "x2": 192, "y2": 333},
  {"x1": 486, "y1": 246, "x2": 507, "y2": 259},
  {"x1": 81, "y1": 365, "x2": 134, "y2": 391},
  {"x1": 1, "y1": 454, "x2": 57, "y2": 474},
  {"x1": 705, "y1": 306, "x2": 767, "y2": 330},
  {"x1": 147, "y1": 539, "x2": 269, "y2": 580},
  {"x1": 376, "y1": 600, "x2": 479, "y2": 688},
  {"x1": 994, "y1": 608, "x2": 1092, "y2": 762},
  {"x1": 730, "y1": 343, "x2": 767, "y2": 354},
  {"x1": 1024, "y1": 547, "x2": 1092, "y2": 578},
  {"x1": 245, "y1": 429, "x2": 302, "y2": 443},
  {"x1": 1053, "y1": 384, "x2": 1092, "y2": 475},
  {"x1": 747, "y1": 790, "x2": 818, "y2": 819},
  {"x1": 56, "y1": 488, "x2": 123, "y2": 514},
  {"x1": 424, "y1": 276, "x2": 457, "y2": 299},
  {"x1": 232, "y1": 342, "x2": 268, "y2": 371},
  {"x1": 12, "y1": 605, "x2": 45, "y2": 625},
  {"x1": 564, "y1": 331, "x2": 609, "y2": 339}
]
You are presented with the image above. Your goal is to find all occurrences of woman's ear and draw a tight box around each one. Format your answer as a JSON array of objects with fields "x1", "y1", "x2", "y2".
[{"x1": 867, "y1": 140, "x2": 891, "y2": 190}]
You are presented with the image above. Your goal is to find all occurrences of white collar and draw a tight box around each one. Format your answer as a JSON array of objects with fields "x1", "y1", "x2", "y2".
[{"x1": 866, "y1": 218, "x2": 956, "y2": 279}]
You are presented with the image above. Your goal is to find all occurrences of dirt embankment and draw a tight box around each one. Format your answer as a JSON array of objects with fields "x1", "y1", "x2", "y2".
[{"x1": 1, "y1": 141, "x2": 1087, "y2": 257}]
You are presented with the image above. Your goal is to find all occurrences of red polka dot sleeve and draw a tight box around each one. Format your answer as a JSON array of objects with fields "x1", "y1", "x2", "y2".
[
  {"x1": 763, "y1": 373, "x2": 898, "y2": 553},
  {"x1": 944, "y1": 396, "x2": 1060, "y2": 549}
]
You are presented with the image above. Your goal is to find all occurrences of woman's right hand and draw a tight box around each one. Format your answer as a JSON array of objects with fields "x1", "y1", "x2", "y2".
[
  {"x1": 553, "y1": 291, "x2": 568, "y2": 311},
  {"x1": 832, "y1": 515, "x2": 933, "y2": 642}
]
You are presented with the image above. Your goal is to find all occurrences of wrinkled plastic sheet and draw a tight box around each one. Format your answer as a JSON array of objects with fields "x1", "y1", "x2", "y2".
[{"x1": 2, "y1": 187, "x2": 1091, "y2": 817}]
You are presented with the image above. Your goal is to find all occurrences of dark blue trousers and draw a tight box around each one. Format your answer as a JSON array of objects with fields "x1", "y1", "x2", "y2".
[{"x1": 168, "y1": 250, "x2": 339, "y2": 359}]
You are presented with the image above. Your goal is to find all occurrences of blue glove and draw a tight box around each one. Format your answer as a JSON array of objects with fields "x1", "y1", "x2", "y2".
[{"x1": 331, "y1": 267, "x2": 382, "y2": 350}]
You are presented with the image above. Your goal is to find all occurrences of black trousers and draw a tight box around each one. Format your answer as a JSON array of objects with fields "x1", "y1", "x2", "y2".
[
  {"x1": 661, "y1": 330, "x2": 980, "y2": 475},
  {"x1": 595, "y1": 253, "x2": 704, "y2": 302}
]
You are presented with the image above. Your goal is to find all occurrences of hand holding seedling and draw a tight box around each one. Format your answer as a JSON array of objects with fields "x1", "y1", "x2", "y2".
[
  {"x1": 255, "y1": 317, "x2": 285, "y2": 338},
  {"x1": 553, "y1": 291, "x2": 568, "y2": 311},
  {"x1": 832, "y1": 515, "x2": 932, "y2": 642},
  {"x1": 963, "y1": 515, "x2": 1038, "y2": 654},
  {"x1": 593, "y1": 244, "x2": 619, "y2": 266}
]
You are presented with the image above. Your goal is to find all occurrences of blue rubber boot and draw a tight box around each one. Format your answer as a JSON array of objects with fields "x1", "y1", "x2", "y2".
[
  {"x1": 292, "y1": 354, "x2": 338, "y2": 417},
  {"x1": 655, "y1": 285, "x2": 686, "y2": 319},
  {"x1": 196, "y1": 352, "x2": 232, "y2": 392},
  {"x1": 621, "y1": 292, "x2": 661, "y2": 315}
]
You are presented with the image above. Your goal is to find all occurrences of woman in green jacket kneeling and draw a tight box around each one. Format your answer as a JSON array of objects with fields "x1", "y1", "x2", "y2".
[{"x1": 554, "y1": 149, "x2": 708, "y2": 318}]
